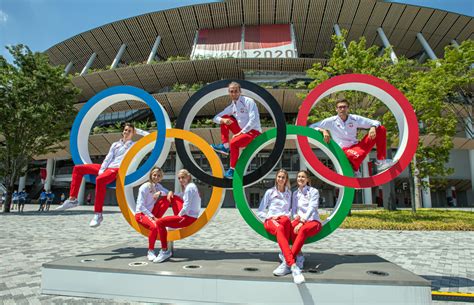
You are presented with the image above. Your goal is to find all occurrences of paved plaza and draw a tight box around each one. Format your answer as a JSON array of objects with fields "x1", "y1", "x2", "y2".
[{"x1": 1, "y1": 203, "x2": 473, "y2": 304}]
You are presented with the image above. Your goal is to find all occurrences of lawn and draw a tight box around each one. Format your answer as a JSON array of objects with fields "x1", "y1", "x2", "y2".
[{"x1": 321, "y1": 209, "x2": 474, "y2": 231}]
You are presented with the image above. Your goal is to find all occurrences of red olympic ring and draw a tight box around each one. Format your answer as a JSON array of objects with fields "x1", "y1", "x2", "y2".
[{"x1": 296, "y1": 74, "x2": 418, "y2": 188}]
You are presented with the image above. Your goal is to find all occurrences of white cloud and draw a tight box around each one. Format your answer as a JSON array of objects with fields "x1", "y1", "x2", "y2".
[{"x1": 0, "y1": 10, "x2": 8, "y2": 23}]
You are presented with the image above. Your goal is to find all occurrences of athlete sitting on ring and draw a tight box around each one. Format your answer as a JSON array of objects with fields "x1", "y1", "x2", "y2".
[
  {"x1": 134, "y1": 166, "x2": 180, "y2": 262},
  {"x1": 310, "y1": 98, "x2": 394, "y2": 177},
  {"x1": 211, "y1": 82, "x2": 262, "y2": 179}
]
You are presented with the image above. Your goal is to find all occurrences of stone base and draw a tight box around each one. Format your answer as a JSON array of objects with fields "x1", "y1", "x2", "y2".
[{"x1": 42, "y1": 244, "x2": 431, "y2": 304}]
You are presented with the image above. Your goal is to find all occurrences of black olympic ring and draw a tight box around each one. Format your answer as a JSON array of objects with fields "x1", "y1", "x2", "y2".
[{"x1": 175, "y1": 79, "x2": 287, "y2": 189}]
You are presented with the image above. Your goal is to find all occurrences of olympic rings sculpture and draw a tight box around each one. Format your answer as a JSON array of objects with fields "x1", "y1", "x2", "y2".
[{"x1": 70, "y1": 74, "x2": 418, "y2": 244}]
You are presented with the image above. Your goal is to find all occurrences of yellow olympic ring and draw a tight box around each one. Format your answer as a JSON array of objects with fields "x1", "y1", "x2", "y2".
[{"x1": 116, "y1": 129, "x2": 224, "y2": 241}]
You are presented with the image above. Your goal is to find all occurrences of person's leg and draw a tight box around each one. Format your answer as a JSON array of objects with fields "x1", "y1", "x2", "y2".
[
  {"x1": 291, "y1": 221, "x2": 322, "y2": 257},
  {"x1": 170, "y1": 196, "x2": 183, "y2": 215},
  {"x1": 135, "y1": 213, "x2": 159, "y2": 251},
  {"x1": 264, "y1": 216, "x2": 295, "y2": 266},
  {"x1": 93, "y1": 168, "x2": 119, "y2": 213},
  {"x1": 155, "y1": 215, "x2": 196, "y2": 249},
  {"x1": 229, "y1": 130, "x2": 261, "y2": 168},
  {"x1": 220, "y1": 115, "x2": 241, "y2": 145},
  {"x1": 151, "y1": 197, "x2": 171, "y2": 219},
  {"x1": 69, "y1": 164, "x2": 101, "y2": 198},
  {"x1": 290, "y1": 218, "x2": 300, "y2": 243}
]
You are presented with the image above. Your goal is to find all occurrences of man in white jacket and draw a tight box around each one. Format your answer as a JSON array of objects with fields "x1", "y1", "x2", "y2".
[
  {"x1": 211, "y1": 82, "x2": 262, "y2": 178},
  {"x1": 310, "y1": 98, "x2": 394, "y2": 177}
]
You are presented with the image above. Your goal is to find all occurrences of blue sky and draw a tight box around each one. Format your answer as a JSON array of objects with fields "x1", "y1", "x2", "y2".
[{"x1": 1, "y1": 0, "x2": 472, "y2": 62}]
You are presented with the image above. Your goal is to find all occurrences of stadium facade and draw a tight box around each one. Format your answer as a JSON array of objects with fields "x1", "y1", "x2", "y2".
[{"x1": 16, "y1": 0, "x2": 474, "y2": 208}]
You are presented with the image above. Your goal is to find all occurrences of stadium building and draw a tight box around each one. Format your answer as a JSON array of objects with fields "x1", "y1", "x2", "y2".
[{"x1": 16, "y1": 0, "x2": 474, "y2": 208}]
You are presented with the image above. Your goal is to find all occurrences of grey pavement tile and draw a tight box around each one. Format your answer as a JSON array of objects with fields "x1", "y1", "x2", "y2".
[{"x1": 1, "y1": 204, "x2": 473, "y2": 304}]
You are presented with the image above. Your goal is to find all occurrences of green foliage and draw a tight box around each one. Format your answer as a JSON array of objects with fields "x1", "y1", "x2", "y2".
[
  {"x1": 171, "y1": 82, "x2": 205, "y2": 92},
  {"x1": 166, "y1": 55, "x2": 190, "y2": 62},
  {"x1": 304, "y1": 30, "x2": 474, "y2": 184},
  {"x1": 0, "y1": 44, "x2": 80, "y2": 211},
  {"x1": 330, "y1": 209, "x2": 474, "y2": 231}
]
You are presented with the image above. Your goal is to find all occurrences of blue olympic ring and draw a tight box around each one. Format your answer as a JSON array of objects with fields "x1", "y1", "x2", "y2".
[{"x1": 70, "y1": 86, "x2": 168, "y2": 187}]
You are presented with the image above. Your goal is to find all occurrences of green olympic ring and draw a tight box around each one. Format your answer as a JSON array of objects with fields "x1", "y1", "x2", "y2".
[{"x1": 233, "y1": 125, "x2": 355, "y2": 243}]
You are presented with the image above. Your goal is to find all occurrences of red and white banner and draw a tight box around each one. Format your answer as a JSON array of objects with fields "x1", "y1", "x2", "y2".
[{"x1": 191, "y1": 24, "x2": 297, "y2": 59}]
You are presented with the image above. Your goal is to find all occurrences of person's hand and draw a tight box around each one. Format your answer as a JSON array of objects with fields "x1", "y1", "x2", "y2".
[
  {"x1": 322, "y1": 129, "x2": 331, "y2": 143},
  {"x1": 222, "y1": 118, "x2": 233, "y2": 125},
  {"x1": 369, "y1": 126, "x2": 377, "y2": 140},
  {"x1": 98, "y1": 169, "x2": 104, "y2": 176},
  {"x1": 167, "y1": 191, "x2": 174, "y2": 201},
  {"x1": 153, "y1": 191, "x2": 162, "y2": 200},
  {"x1": 271, "y1": 216, "x2": 279, "y2": 220},
  {"x1": 294, "y1": 223, "x2": 303, "y2": 234}
]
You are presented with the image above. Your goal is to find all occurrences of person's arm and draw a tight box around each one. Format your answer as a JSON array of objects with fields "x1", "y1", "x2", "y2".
[
  {"x1": 240, "y1": 99, "x2": 259, "y2": 134},
  {"x1": 136, "y1": 184, "x2": 154, "y2": 218},
  {"x1": 291, "y1": 192, "x2": 298, "y2": 219},
  {"x1": 355, "y1": 115, "x2": 381, "y2": 129},
  {"x1": 178, "y1": 184, "x2": 198, "y2": 216},
  {"x1": 213, "y1": 104, "x2": 234, "y2": 124},
  {"x1": 310, "y1": 119, "x2": 332, "y2": 143},
  {"x1": 303, "y1": 188, "x2": 319, "y2": 221},
  {"x1": 99, "y1": 143, "x2": 116, "y2": 175},
  {"x1": 156, "y1": 183, "x2": 169, "y2": 196},
  {"x1": 257, "y1": 190, "x2": 270, "y2": 220},
  {"x1": 134, "y1": 128, "x2": 149, "y2": 136}
]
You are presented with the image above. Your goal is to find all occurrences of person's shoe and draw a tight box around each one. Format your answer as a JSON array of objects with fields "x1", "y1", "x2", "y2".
[
  {"x1": 153, "y1": 249, "x2": 172, "y2": 263},
  {"x1": 147, "y1": 250, "x2": 157, "y2": 261},
  {"x1": 224, "y1": 168, "x2": 234, "y2": 179},
  {"x1": 291, "y1": 264, "x2": 305, "y2": 284},
  {"x1": 296, "y1": 254, "x2": 305, "y2": 269},
  {"x1": 211, "y1": 143, "x2": 229, "y2": 156},
  {"x1": 273, "y1": 262, "x2": 291, "y2": 276},
  {"x1": 354, "y1": 170, "x2": 362, "y2": 178},
  {"x1": 89, "y1": 213, "x2": 103, "y2": 227},
  {"x1": 55, "y1": 199, "x2": 79, "y2": 211},
  {"x1": 375, "y1": 159, "x2": 395, "y2": 172}
]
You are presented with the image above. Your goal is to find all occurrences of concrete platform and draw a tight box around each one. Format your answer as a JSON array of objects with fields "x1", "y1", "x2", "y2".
[{"x1": 42, "y1": 244, "x2": 432, "y2": 304}]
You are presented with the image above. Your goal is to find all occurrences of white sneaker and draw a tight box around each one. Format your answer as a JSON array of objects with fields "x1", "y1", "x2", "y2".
[
  {"x1": 296, "y1": 254, "x2": 305, "y2": 269},
  {"x1": 147, "y1": 250, "x2": 157, "y2": 261},
  {"x1": 153, "y1": 249, "x2": 172, "y2": 263},
  {"x1": 55, "y1": 199, "x2": 79, "y2": 211},
  {"x1": 375, "y1": 159, "x2": 395, "y2": 172},
  {"x1": 273, "y1": 262, "x2": 291, "y2": 276},
  {"x1": 291, "y1": 264, "x2": 305, "y2": 284},
  {"x1": 89, "y1": 213, "x2": 103, "y2": 227}
]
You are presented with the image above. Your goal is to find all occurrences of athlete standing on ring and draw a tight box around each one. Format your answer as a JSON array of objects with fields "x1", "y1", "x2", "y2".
[
  {"x1": 56, "y1": 122, "x2": 148, "y2": 228},
  {"x1": 258, "y1": 169, "x2": 305, "y2": 284},
  {"x1": 310, "y1": 98, "x2": 394, "y2": 177},
  {"x1": 211, "y1": 82, "x2": 262, "y2": 179}
]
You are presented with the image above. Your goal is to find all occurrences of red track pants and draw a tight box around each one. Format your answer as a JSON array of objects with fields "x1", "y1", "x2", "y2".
[
  {"x1": 156, "y1": 214, "x2": 197, "y2": 249},
  {"x1": 135, "y1": 196, "x2": 184, "y2": 250},
  {"x1": 69, "y1": 164, "x2": 118, "y2": 213},
  {"x1": 220, "y1": 115, "x2": 260, "y2": 168},
  {"x1": 264, "y1": 216, "x2": 295, "y2": 266},
  {"x1": 343, "y1": 125, "x2": 387, "y2": 171},
  {"x1": 290, "y1": 219, "x2": 322, "y2": 257}
]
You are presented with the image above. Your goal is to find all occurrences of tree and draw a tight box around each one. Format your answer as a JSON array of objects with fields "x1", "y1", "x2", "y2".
[
  {"x1": 305, "y1": 31, "x2": 473, "y2": 210},
  {"x1": 0, "y1": 44, "x2": 80, "y2": 212}
]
